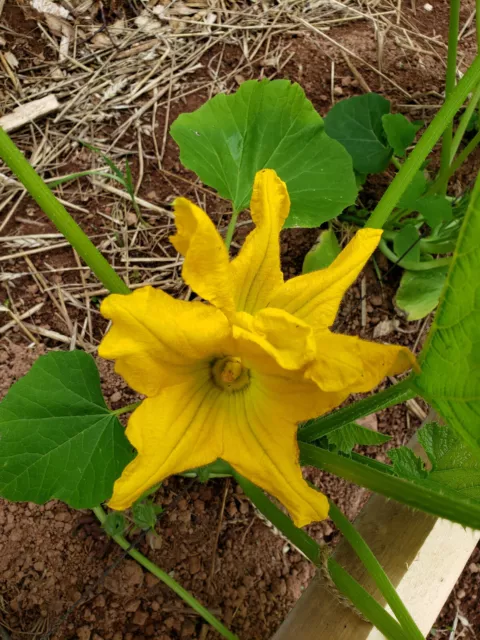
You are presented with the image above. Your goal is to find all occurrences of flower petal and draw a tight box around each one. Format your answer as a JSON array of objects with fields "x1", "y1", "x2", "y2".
[
  {"x1": 108, "y1": 374, "x2": 223, "y2": 510},
  {"x1": 308, "y1": 331, "x2": 417, "y2": 393},
  {"x1": 234, "y1": 307, "x2": 316, "y2": 375},
  {"x1": 99, "y1": 286, "x2": 231, "y2": 396},
  {"x1": 223, "y1": 382, "x2": 329, "y2": 527},
  {"x1": 170, "y1": 197, "x2": 235, "y2": 317},
  {"x1": 231, "y1": 169, "x2": 290, "y2": 313},
  {"x1": 268, "y1": 228, "x2": 382, "y2": 330},
  {"x1": 252, "y1": 368, "x2": 349, "y2": 423}
]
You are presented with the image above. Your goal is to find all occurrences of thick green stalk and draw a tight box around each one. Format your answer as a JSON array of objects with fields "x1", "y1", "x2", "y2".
[
  {"x1": 0, "y1": 127, "x2": 130, "y2": 295},
  {"x1": 367, "y1": 54, "x2": 480, "y2": 229},
  {"x1": 437, "y1": 0, "x2": 461, "y2": 192},
  {"x1": 327, "y1": 559, "x2": 409, "y2": 640},
  {"x1": 299, "y1": 379, "x2": 415, "y2": 443},
  {"x1": 300, "y1": 443, "x2": 480, "y2": 529},
  {"x1": 329, "y1": 502, "x2": 423, "y2": 640},
  {"x1": 93, "y1": 506, "x2": 238, "y2": 640}
]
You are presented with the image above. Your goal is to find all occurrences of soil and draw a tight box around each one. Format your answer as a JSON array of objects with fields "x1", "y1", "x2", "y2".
[{"x1": 1, "y1": 0, "x2": 480, "y2": 638}]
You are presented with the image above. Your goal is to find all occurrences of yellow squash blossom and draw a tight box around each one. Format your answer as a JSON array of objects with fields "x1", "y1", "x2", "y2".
[{"x1": 99, "y1": 169, "x2": 416, "y2": 527}]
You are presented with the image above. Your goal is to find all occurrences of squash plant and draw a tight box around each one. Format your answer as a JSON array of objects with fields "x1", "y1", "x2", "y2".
[{"x1": 1, "y1": 3, "x2": 480, "y2": 636}]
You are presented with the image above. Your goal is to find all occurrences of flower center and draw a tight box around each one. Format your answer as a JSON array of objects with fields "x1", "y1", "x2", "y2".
[{"x1": 212, "y1": 356, "x2": 250, "y2": 392}]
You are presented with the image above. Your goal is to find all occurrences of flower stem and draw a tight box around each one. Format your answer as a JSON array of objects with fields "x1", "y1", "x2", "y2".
[
  {"x1": 327, "y1": 559, "x2": 409, "y2": 640},
  {"x1": 224, "y1": 209, "x2": 240, "y2": 250},
  {"x1": 328, "y1": 502, "x2": 423, "y2": 640},
  {"x1": 298, "y1": 378, "x2": 415, "y2": 443},
  {"x1": 0, "y1": 127, "x2": 130, "y2": 295},
  {"x1": 93, "y1": 506, "x2": 239, "y2": 640},
  {"x1": 437, "y1": 0, "x2": 461, "y2": 193},
  {"x1": 112, "y1": 401, "x2": 142, "y2": 416},
  {"x1": 366, "y1": 54, "x2": 480, "y2": 229}
]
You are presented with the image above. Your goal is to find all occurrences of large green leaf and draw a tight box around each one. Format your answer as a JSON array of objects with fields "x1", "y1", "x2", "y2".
[
  {"x1": 413, "y1": 175, "x2": 480, "y2": 454},
  {"x1": 324, "y1": 93, "x2": 392, "y2": 174},
  {"x1": 388, "y1": 423, "x2": 480, "y2": 500},
  {"x1": 396, "y1": 267, "x2": 449, "y2": 321},
  {"x1": 0, "y1": 351, "x2": 133, "y2": 508},
  {"x1": 419, "y1": 422, "x2": 480, "y2": 499},
  {"x1": 388, "y1": 447, "x2": 427, "y2": 480},
  {"x1": 170, "y1": 79, "x2": 358, "y2": 228}
]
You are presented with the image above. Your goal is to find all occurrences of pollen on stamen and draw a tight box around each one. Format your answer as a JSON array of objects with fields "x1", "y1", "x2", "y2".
[{"x1": 212, "y1": 356, "x2": 250, "y2": 392}]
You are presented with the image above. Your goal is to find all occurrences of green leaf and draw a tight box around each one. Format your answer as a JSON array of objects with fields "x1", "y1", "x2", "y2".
[
  {"x1": 396, "y1": 267, "x2": 449, "y2": 320},
  {"x1": 170, "y1": 79, "x2": 357, "y2": 228},
  {"x1": 103, "y1": 512, "x2": 127, "y2": 536},
  {"x1": 302, "y1": 228, "x2": 341, "y2": 273},
  {"x1": 324, "y1": 93, "x2": 392, "y2": 174},
  {"x1": 415, "y1": 194, "x2": 453, "y2": 228},
  {"x1": 132, "y1": 500, "x2": 158, "y2": 530},
  {"x1": 393, "y1": 224, "x2": 421, "y2": 262},
  {"x1": 388, "y1": 447, "x2": 427, "y2": 480},
  {"x1": 327, "y1": 422, "x2": 391, "y2": 454},
  {"x1": 398, "y1": 171, "x2": 427, "y2": 209},
  {"x1": 382, "y1": 113, "x2": 421, "y2": 157},
  {"x1": 0, "y1": 351, "x2": 133, "y2": 508},
  {"x1": 414, "y1": 174, "x2": 480, "y2": 455},
  {"x1": 418, "y1": 422, "x2": 480, "y2": 499}
]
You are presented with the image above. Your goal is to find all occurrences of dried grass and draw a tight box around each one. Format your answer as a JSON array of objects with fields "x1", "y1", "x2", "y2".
[{"x1": 0, "y1": 0, "x2": 450, "y2": 350}]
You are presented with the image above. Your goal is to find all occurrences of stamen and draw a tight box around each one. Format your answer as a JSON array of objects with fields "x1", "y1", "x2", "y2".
[{"x1": 212, "y1": 357, "x2": 250, "y2": 392}]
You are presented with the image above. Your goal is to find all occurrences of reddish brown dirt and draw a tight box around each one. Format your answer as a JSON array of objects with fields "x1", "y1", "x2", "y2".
[{"x1": 1, "y1": 0, "x2": 480, "y2": 638}]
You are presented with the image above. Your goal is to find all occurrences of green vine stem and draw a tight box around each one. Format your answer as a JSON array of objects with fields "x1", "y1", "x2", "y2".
[
  {"x1": 93, "y1": 506, "x2": 239, "y2": 640},
  {"x1": 437, "y1": 0, "x2": 461, "y2": 193},
  {"x1": 367, "y1": 53, "x2": 480, "y2": 229},
  {"x1": 225, "y1": 209, "x2": 240, "y2": 250},
  {"x1": 378, "y1": 239, "x2": 452, "y2": 271},
  {"x1": 299, "y1": 378, "x2": 415, "y2": 443},
  {"x1": 328, "y1": 502, "x2": 423, "y2": 640},
  {"x1": 299, "y1": 442, "x2": 480, "y2": 528},
  {"x1": 112, "y1": 401, "x2": 141, "y2": 416},
  {"x1": 327, "y1": 560, "x2": 409, "y2": 640},
  {"x1": 0, "y1": 127, "x2": 130, "y2": 295}
]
